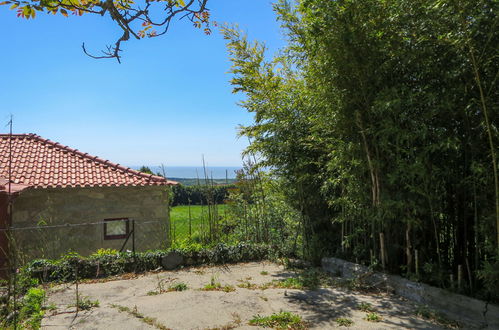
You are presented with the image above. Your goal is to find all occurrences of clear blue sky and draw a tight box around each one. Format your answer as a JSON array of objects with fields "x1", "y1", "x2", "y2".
[{"x1": 0, "y1": 1, "x2": 285, "y2": 166}]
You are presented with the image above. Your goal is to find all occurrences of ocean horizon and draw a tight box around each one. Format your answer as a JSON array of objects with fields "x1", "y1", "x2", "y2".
[{"x1": 130, "y1": 166, "x2": 242, "y2": 179}]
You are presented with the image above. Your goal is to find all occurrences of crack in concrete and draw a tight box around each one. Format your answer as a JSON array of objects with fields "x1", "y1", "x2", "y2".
[{"x1": 482, "y1": 300, "x2": 489, "y2": 329}]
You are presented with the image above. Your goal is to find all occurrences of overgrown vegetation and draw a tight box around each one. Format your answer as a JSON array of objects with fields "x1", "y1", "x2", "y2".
[
  {"x1": 223, "y1": 0, "x2": 499, "y2": 302},
  {"x1": 169, "y1": 166, "x2": 303, "y2": 257},
  {"x1": 0, "y1": 242, "x2": 270, "y2": 328},
  {"x1": 0, "y1": 286, "x2": 47, "y2": 330}
]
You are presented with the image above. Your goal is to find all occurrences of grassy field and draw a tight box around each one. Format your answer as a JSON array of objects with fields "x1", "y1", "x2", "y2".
[{"x1": 170, "y1": 204, "x2": 228, "y2": 241}]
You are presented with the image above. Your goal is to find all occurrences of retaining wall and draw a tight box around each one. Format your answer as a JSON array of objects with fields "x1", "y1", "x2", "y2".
[{"x1": 322, "y1": 257, "x2": 499, "y2": 328}]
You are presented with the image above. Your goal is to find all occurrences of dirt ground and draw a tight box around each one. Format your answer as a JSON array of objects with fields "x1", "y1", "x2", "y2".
[{"x1": 41, "y1": 262, "x2": 453, "y2": 329}]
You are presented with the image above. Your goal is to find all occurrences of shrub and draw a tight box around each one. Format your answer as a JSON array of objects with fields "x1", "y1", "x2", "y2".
[{"x1": 20, "y1": 242, "x2": 271, "y2": 287}]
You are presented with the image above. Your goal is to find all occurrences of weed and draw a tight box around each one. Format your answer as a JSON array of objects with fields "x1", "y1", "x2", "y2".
[
  {"x1": 202, "y1": 275, "x2": 236, "y2": 292},
  {"x1": 45, "y1": 303, "x2": 57, "y2": 311},
  {"x1": 201, "y1": 283, "x2": 235, "y2": 292},
  {"x1": 202, "y1": 281, "x2": 236, "y2": 292},
  {"x1": 331, "y1": 276, "x2": 379, "y2": 294},
  {"x1": 147, "y1": 281, "x2": 188, "y2": 295},
  {"x1": 72, "y1": 296, "x2": 99, "y2": 310},
  {"x1": 260, "y1": 271, "x2": 269, "y2": 275},
  {"x1": 364, "y1": 312, "x2": 381, "y2": 322},
  {"x1": 415, "y1": 305, "x2": 459, "y2": 328},
  {"x1": 267, "y1": 277, "x2": 303, "y2": 289},
  {"x1": 357, "y1": 302, "x2": 374, "y2": 312},
  {"x1": 221, "y1": 285, "x2": 236, "y2": 292},
  {"x1": 249, "y1": 311, "x2": 307, "y2": 329},
  {"x1": 260, "y1": 269, "x2": 333, "y2": 291},
  {"x1": 111, "y1": 304, "x2": 171, "y2": 330},
  {"x1": 335, "y1": 317, "x2": 354, "y2": 327},
  {"x1": 155, "y1": 275, "x2": 168, "y2": 294},
  {"x1": 237, "y1": 281, "x2": 258, "y2": 289},
  {"x1": 169, "y1": 282, "x2": 188, "y2": 292}
]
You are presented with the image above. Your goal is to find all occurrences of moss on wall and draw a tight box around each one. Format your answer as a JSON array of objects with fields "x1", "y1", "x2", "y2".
[{"x1": 9, "y1": 186, "x2": 170, "y2": 263}]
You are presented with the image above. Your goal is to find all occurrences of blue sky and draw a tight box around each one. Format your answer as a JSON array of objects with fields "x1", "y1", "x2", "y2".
[{"x1": 0, "y1": 1, "x2": 285, "y2": 166}]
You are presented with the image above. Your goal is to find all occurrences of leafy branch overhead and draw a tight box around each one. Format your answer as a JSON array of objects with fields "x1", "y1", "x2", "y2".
[{"x1": 1, "y1": 0, "x2": 211, "y2": 62}]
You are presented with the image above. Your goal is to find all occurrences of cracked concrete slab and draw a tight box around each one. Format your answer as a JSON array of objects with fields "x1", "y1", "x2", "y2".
[{"x1": 42, "y1": 262, "x2": 454, "y2": 329}]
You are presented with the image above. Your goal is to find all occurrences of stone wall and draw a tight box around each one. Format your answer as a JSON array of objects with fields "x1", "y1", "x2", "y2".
[
  {"x1": 322, "y1": 257, "x2": 499, "y2": 328},
  {"x1": 10, "y1": 186, "x2": 170, "y2": 262}
]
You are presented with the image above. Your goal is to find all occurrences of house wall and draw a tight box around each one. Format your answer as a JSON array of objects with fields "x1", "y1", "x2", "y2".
[{"x1": 10, "y1": 186, "x2": 170, "y2": 263}]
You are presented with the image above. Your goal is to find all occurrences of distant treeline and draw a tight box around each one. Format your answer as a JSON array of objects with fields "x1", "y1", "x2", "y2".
[
  {"x1": 172, "y1": 184, "x2": 236, "y2": 206},
  {"x1": 169, "y1": 178, "x2": 237, "y2": 186}
]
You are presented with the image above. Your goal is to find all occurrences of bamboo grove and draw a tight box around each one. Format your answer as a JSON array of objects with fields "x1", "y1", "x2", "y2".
[{"x1": 223, "y1": 0, "x2": 499, "y2": 300}]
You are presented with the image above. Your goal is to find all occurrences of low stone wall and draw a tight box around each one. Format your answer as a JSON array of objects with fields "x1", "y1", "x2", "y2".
[{"x1": 322, "y1": 257, "x2": 499, "y2": 328}]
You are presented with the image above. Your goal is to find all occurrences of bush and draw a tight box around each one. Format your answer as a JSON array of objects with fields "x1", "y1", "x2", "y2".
[
  {"x1": 19, "y1": 287, "x2": 46, "y2": 329},
  {"x1": 21, "y1": 242, "x2": 271, "y2": 285}
]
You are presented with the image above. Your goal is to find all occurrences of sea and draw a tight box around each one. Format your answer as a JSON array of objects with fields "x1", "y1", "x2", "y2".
[{"x1": 131, "y1": 166, "x2": 242, "y2": 179}]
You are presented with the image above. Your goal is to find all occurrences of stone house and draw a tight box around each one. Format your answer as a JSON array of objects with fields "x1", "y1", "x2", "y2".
[{"x1": 0, "y1": 134, "x2": 176, "y2": 271}]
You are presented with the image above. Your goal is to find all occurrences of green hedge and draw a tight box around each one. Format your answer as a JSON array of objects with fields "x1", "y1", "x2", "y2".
[{"x1": 21, "y1": 242, "x2": 272, "y2": 284}]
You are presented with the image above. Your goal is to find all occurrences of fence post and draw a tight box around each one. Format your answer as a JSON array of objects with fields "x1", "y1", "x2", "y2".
[
  {"x1": 75, "y1": 262, "x2": 79, "y2": 316},
  {"x1": 12, "y1": 264, "x2": 17, "y2": 330},
  {"x1": 132, "y1": 219, "x2": 136, "y2": 272}
]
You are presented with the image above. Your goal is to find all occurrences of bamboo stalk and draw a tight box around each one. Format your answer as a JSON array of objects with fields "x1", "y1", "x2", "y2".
[
  {"x1": 415, "y1": 249, "x2": 420, "y2": 277},
  {"x1": 379, "y1": 232, "x2": 386, "y2": 270},
  {"x1": 458, "y1": 264, "x2": 463, "y2": 290}
]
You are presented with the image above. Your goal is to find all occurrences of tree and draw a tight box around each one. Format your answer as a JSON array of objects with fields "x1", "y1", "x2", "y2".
[
  {"x1": 225, "y1": 0, "x2": 498, "y2": 299},
  {"x1": 139, "y1": 165, "x2": 153, "y2": 174},
  {"x1": 1, "y1": 0, "x2": 211, "y2": 62}
]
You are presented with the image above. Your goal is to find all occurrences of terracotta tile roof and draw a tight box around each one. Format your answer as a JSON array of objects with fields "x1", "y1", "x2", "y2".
[{"x1": 0, "y1": 134, "x2": 177, "y2": 191}]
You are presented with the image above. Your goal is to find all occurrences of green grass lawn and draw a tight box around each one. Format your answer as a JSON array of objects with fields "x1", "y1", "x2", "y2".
[{"x1": 170, "y1": 204, "x2": 228, "y2": 241}]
